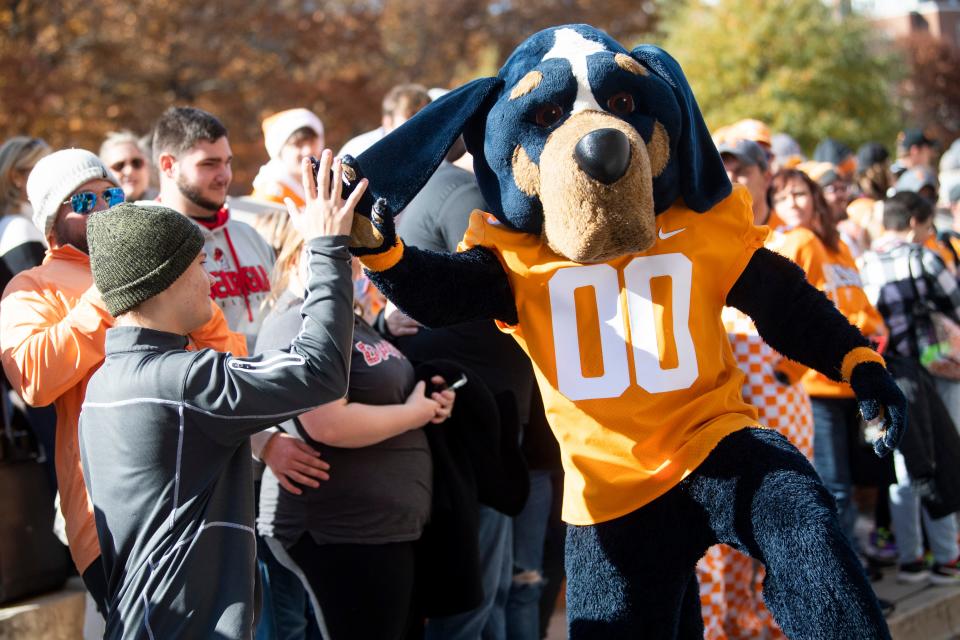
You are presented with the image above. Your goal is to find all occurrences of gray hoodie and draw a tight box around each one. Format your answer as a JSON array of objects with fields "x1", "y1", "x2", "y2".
[{"x1": 79, "y1": 236, "x2": 353, "y2": 640}]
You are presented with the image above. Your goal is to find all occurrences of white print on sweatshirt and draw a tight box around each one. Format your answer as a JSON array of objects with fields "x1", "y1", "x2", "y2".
[{"x1": 196, "y1": 211, "x2": 276, "y2": 352}]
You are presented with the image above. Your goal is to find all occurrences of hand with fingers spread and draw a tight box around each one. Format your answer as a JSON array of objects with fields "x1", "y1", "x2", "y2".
[
  {"x1": 261, "y1": 432, "x2": 331, "y2": 495},
  {"x1": 284, "y1": 150, "x2": 368, "y2": 242}
]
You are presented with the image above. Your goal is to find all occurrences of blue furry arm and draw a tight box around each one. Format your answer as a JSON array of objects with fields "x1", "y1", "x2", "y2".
[
  {"x1": 340, "y1": 182, "x2": 518, "y2": 327},
  {"x1": 365, "y1": 244, "x2": 519, "y2": 329},
  {"x1": 727, "y1": 248, "x2": 905, "y2": 456},
  {"x1": 726, "y1": 248, "x2": 870, "y2": 380}
]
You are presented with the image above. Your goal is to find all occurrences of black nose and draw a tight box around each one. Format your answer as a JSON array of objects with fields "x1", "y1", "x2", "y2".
[{"x1": 574, "y1": 128, "x2": 631, "y2": 184}]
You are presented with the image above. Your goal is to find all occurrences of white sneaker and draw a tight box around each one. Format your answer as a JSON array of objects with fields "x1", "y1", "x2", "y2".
[
  {"x1": 930, "y1": 560, "x2": 960, "y2": 586},
  {"x1": 897, "y1": 561, "x2": 931, "y2": 584}
]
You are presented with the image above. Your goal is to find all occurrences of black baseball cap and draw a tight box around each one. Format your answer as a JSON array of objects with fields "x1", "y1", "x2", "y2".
[{"x1": 856, "y1": 142, "x2": 889, "y2": 170}]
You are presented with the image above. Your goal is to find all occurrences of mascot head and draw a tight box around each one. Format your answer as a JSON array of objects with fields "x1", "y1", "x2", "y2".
[{"x1": 350, "y1": 24, "x2": 730, "y2": 263}]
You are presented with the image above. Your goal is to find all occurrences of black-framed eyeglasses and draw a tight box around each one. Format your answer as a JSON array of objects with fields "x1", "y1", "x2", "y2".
[
  {"x1": 110, "y1": 158, "x2": 145, "y2": 172},
  {"x1": 62, "y1": 187, "x2": 125, "y2": 214}
]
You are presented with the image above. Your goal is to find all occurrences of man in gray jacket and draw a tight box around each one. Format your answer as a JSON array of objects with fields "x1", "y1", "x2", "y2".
[{"x1": 78, "y1": 153, "x2": 365, "y2": 639}]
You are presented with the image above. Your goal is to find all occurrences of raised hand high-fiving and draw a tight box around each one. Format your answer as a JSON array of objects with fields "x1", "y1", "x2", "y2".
[{"x1": 285, "y1": 150, "x2": 368, "y2": 241}]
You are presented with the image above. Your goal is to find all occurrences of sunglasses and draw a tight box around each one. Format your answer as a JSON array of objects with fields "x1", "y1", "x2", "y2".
[
  {"x1": 110, "y1": 158, "x2": 145, "y2": 172},
  {"x1": 62, "y1": 187, "x2": 126, "y2": 214}
]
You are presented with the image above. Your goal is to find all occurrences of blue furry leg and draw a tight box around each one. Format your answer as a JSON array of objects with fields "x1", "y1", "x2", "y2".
[
  {"x1": 565, "y1": 474, "x2": 712, "y2": 639},
  {"x1": 565, "y1": 427, "x2": 890, "y2": 639}
]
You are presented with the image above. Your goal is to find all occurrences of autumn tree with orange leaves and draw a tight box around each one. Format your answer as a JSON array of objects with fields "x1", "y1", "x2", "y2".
[
  {"x1": 897, "y1": 32, "x2": 960, "y2": 147},
  {"x1": 0, "y1": 0, "x2": 655, "y2": 192}
]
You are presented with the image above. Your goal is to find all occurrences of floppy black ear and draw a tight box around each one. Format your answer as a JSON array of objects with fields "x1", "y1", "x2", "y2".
[
  {"x1": 631, "y1": 45, "x2": 731, "y2": 213},
  {"x1": 347, "y1": 77, "x2": 503, "y2": 217}
]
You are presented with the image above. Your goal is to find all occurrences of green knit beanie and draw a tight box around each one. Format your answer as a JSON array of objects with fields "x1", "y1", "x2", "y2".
[{"x1": 88, "y1": 203, "x2": 205, "y2": 316}]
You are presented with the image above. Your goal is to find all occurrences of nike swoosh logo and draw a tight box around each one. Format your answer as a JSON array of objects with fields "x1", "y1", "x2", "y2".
[{"x1": 658, "y1": 226, "x2": 686, "y2": 241}]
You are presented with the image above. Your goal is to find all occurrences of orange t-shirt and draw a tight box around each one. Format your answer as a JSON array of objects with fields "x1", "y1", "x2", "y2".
[
  {"x1": 768, "y1": 227, "x2": 886, "y2": 398},
  {"x1": 460, "y1": 186, "x2": 766, "y2": 525}
]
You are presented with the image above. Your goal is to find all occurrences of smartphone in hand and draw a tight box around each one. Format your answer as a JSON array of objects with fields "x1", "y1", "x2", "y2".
[{"x1": 426, "y1": 373, "x2": 467, "y2": 396}]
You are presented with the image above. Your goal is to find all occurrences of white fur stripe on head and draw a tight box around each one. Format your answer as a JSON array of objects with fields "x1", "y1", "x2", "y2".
[{"x1": 542, "y1": 28, "x2": 607, "y2": 114}]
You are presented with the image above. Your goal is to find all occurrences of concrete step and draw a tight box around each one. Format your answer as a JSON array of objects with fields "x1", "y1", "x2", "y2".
[
  {"x1": 0, "y1": 577, "x2": 84, "y2": 640},
  {"x1": 542, "y1": 572, "x2": 960, "y2": 639},
  {"x1": 3, "y1": 573, "x2": 955, "y2": 639},
  {"x1": 878, "y1": 569, "x2": 960, "y2": 640}
]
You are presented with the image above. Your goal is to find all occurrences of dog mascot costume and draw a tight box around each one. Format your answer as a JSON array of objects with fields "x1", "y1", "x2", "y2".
[{"x1": 339, "y1": 24, "x2": 906, "y2": 639}]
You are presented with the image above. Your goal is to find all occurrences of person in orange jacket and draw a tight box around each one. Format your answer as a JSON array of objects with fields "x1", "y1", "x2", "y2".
[
  {"x1": 0, "y1": 149, "x2": 246, "y2": 617},
  {"x1": 771, "y1": 168, "x2": 887, "y2": 559}
]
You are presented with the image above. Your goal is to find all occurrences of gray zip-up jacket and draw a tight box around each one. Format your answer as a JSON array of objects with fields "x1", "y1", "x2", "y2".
[{"x1": 79, "y1": 236, "x2": 353, "y2": 640}]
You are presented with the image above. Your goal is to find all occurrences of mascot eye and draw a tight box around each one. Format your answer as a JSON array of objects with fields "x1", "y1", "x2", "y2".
[
  {"x1": 534, "y1": 103, "x2": 564, "y2": 128},
  {"x1": 607, "y1": 92, "x2": 635, "y2": 116}
]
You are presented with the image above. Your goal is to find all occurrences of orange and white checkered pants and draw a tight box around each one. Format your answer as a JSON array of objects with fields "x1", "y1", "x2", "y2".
[{"x1": 697, "y1": 310, "x2": 814, "y2": 639}]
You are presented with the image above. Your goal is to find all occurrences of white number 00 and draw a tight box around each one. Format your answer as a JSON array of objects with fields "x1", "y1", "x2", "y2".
[{"x1": 548, "y1": 254, "x2": 698, "y2": 401}]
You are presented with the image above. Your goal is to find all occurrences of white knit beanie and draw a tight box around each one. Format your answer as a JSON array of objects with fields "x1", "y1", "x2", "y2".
[
  {"x1": 26, "y1": 149, "x2": 119, "y2": 237},
  {"x1": 262, "y1": 109, "x2": 324, "y2": 160}
]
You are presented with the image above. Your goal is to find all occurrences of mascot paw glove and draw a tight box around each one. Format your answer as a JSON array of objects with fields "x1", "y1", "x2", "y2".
[
  {"x1": 351, "y1": 196, "x2": 397, "y2": 257},
  {"x1": 849, "y1": 361, "x2": 907, "y2": 457},
  {"x1": 340, "y1": 155, "x2": 398, "y2": 258}
]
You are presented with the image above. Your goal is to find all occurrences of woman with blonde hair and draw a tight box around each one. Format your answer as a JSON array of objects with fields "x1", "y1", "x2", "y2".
[
  {"x1": 0, "y1": 136, "x2": 50, "y2": 283},
  {"x1": 1, "y1": 137, "x2": 49, "y2": 218}
]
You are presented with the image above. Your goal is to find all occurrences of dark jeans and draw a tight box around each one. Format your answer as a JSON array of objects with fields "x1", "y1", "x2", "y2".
[
  {"x1": 25, "y1": 404, "x2": 57, "y2": 492},
  {"x1": 565, "y1": 428, "x2": 888, "y2": 640},
  {"x1": 424, "y1": 506, "x2": 512, "y2": 640},
  {"x1": 506, "y1": 470, "x2": 553, "y2": 640},
  {"x1": 255, "y1": 534, "x2": 322, "y2": 640},
  {"x1": 811, "y1": 396, "x2": 861, "y2": 554},
  {"x1": 287, "y1": 535, "x2": 416, "y2": 640},
  {"x1": 81, "y1": 559, "x2": 109, "y2": 619}
]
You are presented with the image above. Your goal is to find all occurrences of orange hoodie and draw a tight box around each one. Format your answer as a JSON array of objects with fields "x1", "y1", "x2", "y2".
[{"x1": 0, "y1": 244, "x2": 246, "y2": 573}]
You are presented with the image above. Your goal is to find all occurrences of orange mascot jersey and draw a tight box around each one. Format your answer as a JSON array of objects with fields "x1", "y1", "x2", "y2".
[{"x1": 459, "y1": 186, "x2": 767, "y2": 525}]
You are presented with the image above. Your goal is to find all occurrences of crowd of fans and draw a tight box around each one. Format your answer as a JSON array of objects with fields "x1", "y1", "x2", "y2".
[{"x1": 1, "y1": 81, "x2": 960, "y2": 640}]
